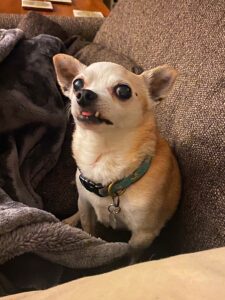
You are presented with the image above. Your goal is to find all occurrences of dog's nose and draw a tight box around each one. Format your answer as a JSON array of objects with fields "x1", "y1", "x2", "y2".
[{"x1": 76, "y1": 89, "x2": 97, "y2": 107}]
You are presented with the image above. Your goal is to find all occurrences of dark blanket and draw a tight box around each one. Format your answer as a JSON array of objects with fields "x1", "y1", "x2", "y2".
[
  {"x1": 0, "y1": 29, "x2": 129, "y2": 296},
  {"x1": 0, "y1": 29, "x2": 67, "y2": 207}
]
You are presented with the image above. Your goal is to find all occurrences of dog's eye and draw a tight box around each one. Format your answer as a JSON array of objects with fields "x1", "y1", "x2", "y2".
[
  {"x1": 73, "y1": 78, "x2": 84, "y2": 91},
  {"x1": 114, "y1": 84, "x2": 132, "y2": 100}
]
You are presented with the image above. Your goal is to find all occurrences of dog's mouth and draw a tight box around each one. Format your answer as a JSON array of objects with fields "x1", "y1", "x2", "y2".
[{"x1": 77, "y1": 111, "x2": 113, "y2": 125}]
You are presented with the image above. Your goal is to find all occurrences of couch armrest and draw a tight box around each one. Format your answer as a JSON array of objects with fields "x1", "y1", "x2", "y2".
[
  {"x1": 2, "y1": 247, "x2": 225, "y2": 300},
  {"x1": 0, "y1": 14, "x2": 21, "y2": 29},
  {"x1": 0, "y1": 14, "x2": 104, "y2": 41}
]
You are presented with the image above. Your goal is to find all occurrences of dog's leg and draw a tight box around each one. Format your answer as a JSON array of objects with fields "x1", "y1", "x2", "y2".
[
  {"x1": 63, "y1": 211, "x2": 80, "y2": 227},
  {"x1": 78, "y1": 198, "x2": 97, "y2": 236},
  {"x1": 129, "y1": 230, "x2": 156, "y2": 263}
]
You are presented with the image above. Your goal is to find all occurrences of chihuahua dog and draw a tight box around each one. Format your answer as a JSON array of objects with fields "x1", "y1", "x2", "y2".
[{"x1": 53, "y1": 54, "x2": 181, "y2": 259}]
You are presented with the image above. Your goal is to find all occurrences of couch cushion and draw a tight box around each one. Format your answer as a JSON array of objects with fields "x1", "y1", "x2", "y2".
[
  {"x1": 92, "y1": 0, "x2": 225, "y2": 254},
  {"x1": 3, "y1": 247, "x2": 225, "y2": 300},
  {"x1": 0, "y1": 13, "x2": 103, "y2": 42},
  {"x1": 17, "y1": 12, "x2": 68, "y2": 41},
  {"x1": 75, "y1": 42, "x2": 143, "y2": 73}
]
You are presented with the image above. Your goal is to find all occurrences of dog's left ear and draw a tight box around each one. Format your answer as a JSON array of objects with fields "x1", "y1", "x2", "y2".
[
  {"x1": 53, "y1": 54, "x2": 86, "y2": 97},
  {"x1": 142, "y1": 65, "x2": 178, "y2": 101}
]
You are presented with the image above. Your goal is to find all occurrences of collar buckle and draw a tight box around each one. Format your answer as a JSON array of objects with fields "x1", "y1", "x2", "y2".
[
  {"x1": 79, "y1": 156, "x2": 151, "y2": 198},
  {"x1": 79, "y1": 174, "x2": 107, "y2": 197},
  {"x1": 108, "y1": 182, "x2": 126, "y2": 197}
]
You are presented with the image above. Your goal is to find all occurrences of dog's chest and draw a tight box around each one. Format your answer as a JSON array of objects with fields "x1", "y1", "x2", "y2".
[
  {"x1": 77, "y1": 179, "x2": 132, "y2": 230},
  {"x1": 92, "y1": 195, "x2": 126, "y2": 229},
  {"x1": 73, "y1": 130, "x2": 136, "y2": 185}
]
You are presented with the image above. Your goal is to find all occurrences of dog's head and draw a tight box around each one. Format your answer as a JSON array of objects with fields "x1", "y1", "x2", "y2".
[{"x1": 53, "y1": 54, "x2": 177, "y2": 131}]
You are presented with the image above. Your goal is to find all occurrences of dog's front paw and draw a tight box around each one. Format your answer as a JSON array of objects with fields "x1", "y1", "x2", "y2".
[{"x1": 62, "y1": 212, "x2": 80, "y2": 227}]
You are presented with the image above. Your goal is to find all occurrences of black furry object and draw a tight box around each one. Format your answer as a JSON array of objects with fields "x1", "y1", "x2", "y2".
[
  {"x1": 0, "y1": 33, "x2": 66, "y2": 134},
  {"x1": 0, "y1": 31, "x2": 67, "y2": 208}
]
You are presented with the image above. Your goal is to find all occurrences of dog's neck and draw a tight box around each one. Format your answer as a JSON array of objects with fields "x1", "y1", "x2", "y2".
[{"x1": 73, "y1": 112, "x2": 158, "y2": 185}]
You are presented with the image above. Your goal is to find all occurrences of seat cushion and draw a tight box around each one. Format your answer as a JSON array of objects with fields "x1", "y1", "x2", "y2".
[
  {"x1": 3, "y1": 247, "x2": 225, "y2": 300},
  {"x1": 74, "y1": 42, "x2": 143, "y2": 72},
  {"x1": 17, "y1": 11, "x2": 68, "y2": 41},
  {"x1": 90, "y1": 0, "x2": 225, "y2": 254}
]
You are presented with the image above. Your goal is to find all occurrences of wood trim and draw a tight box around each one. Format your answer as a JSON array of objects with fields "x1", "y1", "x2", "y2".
[{"x1": 0, "y1": 0, "x2": 110, "y2": 17}]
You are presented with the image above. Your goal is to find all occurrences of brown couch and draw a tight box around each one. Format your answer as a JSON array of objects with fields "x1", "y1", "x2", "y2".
[{"x1": 0, "y1": 0, "x2": 224, "y2": 297}]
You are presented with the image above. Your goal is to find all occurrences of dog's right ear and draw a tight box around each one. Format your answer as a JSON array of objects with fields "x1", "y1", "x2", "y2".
[
  {"x1": 53, "y1": 54, "x2": 86, "y2": 97},
  {"x1": 141, "y1": 65, "x2": 178, "y2": 102}
]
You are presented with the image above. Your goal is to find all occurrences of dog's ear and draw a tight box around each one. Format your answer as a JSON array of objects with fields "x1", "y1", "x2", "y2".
[
  {"x1": 53, "y1": 54, "x2": 86, "y2": 97},
  {"x1": 141, "y1": 65, "x2": 178, "y2": 101}
]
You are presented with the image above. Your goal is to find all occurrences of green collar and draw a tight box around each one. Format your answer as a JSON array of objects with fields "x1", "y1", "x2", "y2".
[{"x1": 79, "y1": 156, "x2": 152, "y2": 198}]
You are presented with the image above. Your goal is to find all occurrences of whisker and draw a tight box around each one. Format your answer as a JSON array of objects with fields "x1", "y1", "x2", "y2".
[{"x1": 65, "y1": 102, "x2": 71, "y2": 119}]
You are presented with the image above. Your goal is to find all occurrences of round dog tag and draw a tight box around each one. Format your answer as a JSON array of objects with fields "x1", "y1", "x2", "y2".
[{"x1": 108, "y1": 204, "x2": 121, "y2": 214}]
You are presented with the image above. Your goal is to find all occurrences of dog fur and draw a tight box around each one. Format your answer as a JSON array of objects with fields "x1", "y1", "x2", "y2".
[{"x1": 53, "y1": 54, "x2": 181, "y2": 259}]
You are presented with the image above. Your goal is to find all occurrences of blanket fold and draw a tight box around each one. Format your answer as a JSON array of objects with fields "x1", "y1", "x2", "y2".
[
  {"x1": 0, "y1": 190, "x2": 129, "y2": 268},
  {"x1": 0, "y1": 29, "x2": 24, "y2": 63}
]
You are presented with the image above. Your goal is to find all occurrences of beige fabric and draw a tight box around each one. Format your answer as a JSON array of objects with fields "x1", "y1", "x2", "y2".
[
  {"x1": 75, "y1": 42, "x2": 142, "y2": 72},
  {"x1": 17, "y1": 11, "x2": 68, "y2": 41},
  {"x1": 3, "y1": 247, "x2": 225, "y2": 300},
  {"x1": 91, "y1": 0, "x2": 225, "y2": 255},
  {"x1": 0, "y1": 13, "x2": 103, "y2": 41}
]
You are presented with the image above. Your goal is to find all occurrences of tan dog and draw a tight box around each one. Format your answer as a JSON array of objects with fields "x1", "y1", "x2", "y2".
[{"x1": 53, "y1": 54, "x2": 181, "y2": 259}]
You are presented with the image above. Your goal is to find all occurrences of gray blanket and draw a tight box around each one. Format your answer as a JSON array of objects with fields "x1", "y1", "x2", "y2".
[{"x1": 0, "y1": 29, "x2": 129, "y2": 296}]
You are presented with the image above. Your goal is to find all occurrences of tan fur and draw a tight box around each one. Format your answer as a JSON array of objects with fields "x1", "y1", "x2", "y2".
[{"x1": 53, "y1": 54, "x2": 181, "y2": 260}]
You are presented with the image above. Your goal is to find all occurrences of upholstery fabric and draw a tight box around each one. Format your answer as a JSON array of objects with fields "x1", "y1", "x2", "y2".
[
  {"x1": 0, "y1": 13, "x2": 104, "y2": 41},
  {"x1": 93, "y1": 0, "x2": 225, "y2": 254},
  {"x1": 75, "y1": 42, "x2": 143, "y2": 72},
  {"x1": 17, "y1": 11, "x2": 68, "y2": 41}
]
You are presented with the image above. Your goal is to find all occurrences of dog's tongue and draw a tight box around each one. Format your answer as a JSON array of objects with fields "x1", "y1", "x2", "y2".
[{"x1": 81, "y1": 111, "x2": 93, "y2": 117}]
